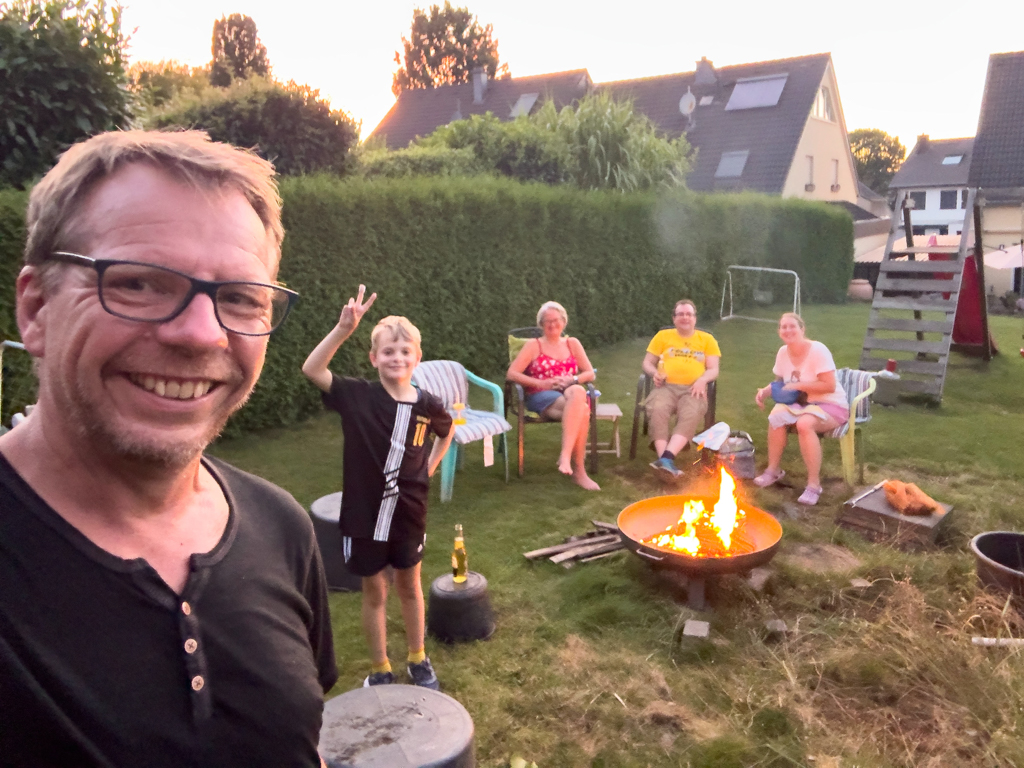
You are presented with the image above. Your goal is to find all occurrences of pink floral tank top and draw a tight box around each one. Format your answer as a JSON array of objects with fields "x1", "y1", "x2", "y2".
[{"x1": 524, "y1": 339, "x2": 578, "y2": 394}]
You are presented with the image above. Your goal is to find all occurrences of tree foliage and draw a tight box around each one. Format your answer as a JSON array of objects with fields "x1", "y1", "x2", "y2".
[
  {"x1": 415, "y1": 92, "x2": 691, "y2": 192},
  {"x1": 128, "y1": 59, "x2": 208, "y2": 111},
  {"x1": 392, "y1": 1, "x2": 509, "y2": 97},
  {"x1": 849, "y1": 128, "x2": 905, "y2": 194},
  {"x1": 0, "y1": 0, "x2": 131, "y2": 188},
  {"x1": 210, "y1": 13, "x2": 269, "y2": 87},
  {"x1": 147, "y1": 77, "x2": 358, "y2": 176}
]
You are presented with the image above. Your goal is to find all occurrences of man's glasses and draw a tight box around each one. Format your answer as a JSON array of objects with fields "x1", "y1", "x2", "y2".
[{"x1": 50, "y1": 252, "x2": 299, "y2": 336}]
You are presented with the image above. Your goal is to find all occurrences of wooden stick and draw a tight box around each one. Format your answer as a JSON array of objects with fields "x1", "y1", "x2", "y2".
[
  {"x1": 580, "y1": 548, "x2": 626, "y2": 563},
  {"x1": 549, "y1": 539, "x2": 624, "y2": 564},
  {"x1": 591, "y1": 520, "x2": 619, "y2": 533},
  {"x1": 972, "y1": 637, "x2": 1024, "y2": 647},
  {"x1": 523, "y1": 534, "x2": 618, "y2": 560}
]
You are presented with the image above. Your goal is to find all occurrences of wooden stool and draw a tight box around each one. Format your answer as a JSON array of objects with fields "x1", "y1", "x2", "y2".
[
  {"x1": 427, "y1": 572, "x2": 496, "y2": 643},
  {"x1": 588, "y1": 403, "x2": 623, "y2": 458},
  {"x1": 310, "y1": 492, "x2": 361, "y2": 592},
  {"x1": 320, "y1": 684, "x2": 474, "y2": 767}
]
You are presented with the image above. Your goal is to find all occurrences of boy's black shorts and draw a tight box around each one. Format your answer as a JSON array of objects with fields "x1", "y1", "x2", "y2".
[{"x1": 342, "y1": 534, "x2": 426, "y2": 577}]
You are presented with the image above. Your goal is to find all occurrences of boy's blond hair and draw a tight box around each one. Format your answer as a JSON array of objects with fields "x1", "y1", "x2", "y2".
[{"x1": 370, "y1": 316, "x2": 422, "y2": 354}]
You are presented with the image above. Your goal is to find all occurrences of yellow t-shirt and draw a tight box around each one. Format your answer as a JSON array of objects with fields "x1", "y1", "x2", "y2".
[{"x1": 646, "y1": 329, "x2": 722, "y2": 386}]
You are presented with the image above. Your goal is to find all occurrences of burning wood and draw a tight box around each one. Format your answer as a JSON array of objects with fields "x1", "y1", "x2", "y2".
[{"x1": 642, "y1": 468, "x2": 757, "y2": 559}]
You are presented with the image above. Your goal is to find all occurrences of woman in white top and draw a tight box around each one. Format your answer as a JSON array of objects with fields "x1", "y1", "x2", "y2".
[{"x1": 752, "y1": 313, "x2": 849, "y2": 505}]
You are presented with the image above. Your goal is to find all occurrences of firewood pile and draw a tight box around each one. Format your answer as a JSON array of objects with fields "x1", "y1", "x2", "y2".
[{"x1": 523, "y1": 520, "x2": 625, "y2": 568}]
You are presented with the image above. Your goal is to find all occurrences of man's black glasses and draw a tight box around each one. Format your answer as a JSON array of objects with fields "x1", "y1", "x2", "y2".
[{"x1": 50, "y1": 252, "x2": 299, "y2": 336}]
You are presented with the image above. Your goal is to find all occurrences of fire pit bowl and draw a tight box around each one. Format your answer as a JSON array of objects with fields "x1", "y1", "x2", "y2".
[
  {"x1": 617, "y1": 494, "x2": 783, "y2": 576},
  {"x1": 971, "y1": 531, "x2": 1024, "y2": 596}
]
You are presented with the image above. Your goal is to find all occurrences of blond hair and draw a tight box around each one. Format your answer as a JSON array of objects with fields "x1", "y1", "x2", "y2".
[
  {"x1": 370, "y1": 316, "x2": 422, "y2": 354},
  {"x1": 536, "y1": 301, "x2": 568, "y2": 327},
  {"x1": 779, "y1": 312, "x2": 805, "y2": 330},
  {"x1": 24, "y1": 130, "x2": 284, "y2": 270}
]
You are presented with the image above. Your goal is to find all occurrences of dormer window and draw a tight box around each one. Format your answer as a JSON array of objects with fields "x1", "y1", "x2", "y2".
[
  {"x1": 509, "y1": 93, "x2": 539, "y2": 118},
  {"x1": 725, "y1": 75, "x2": 787, "y2": 111},
  {"x1": 942, "y1": 154, "x2": 964, "y2": 165},
  {"x1": 811, "y1": 86, "x2": 835, "y2": 121}
]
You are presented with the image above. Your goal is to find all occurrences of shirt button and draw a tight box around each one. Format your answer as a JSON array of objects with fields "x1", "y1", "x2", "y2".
[
  {"x1": 184, "y1": 638, "x2": 198, "y2": 654},
  {"x1": 181, "y1": 602, "x2": 192, "y2": 616},
  {"x1": 191, "y1": 675, "x2": 204, "y2": 691}
]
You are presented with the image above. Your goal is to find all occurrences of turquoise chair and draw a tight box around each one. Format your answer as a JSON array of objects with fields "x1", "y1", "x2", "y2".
[{"x1": 412, "y1": 360, "x2": 511, "y2": 502}]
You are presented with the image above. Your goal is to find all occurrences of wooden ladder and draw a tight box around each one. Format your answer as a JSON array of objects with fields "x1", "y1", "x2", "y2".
[{"x1": 858, "y1": 188, "x2": 976, "y2": 403}]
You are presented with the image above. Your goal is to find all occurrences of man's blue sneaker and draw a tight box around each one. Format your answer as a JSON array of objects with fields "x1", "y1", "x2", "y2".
[
  {"x1": 363, "y1": 670, "x2": 395, "y2": 687},
  {"x1": 407, "y1": 658, "x2": 440, "y2": 690},
  {"x1": 650, "y1": 457, "x2": 682, "y2": 481}
]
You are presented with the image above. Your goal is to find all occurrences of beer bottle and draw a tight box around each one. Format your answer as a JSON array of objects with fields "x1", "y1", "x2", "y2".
[{"x1": 452, "y1": 523, "x2": 468, "y2": 583}]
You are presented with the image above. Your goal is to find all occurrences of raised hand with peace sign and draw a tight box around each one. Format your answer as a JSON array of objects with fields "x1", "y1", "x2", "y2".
[
  {"x1": 301, "y1": 284, "x2": 379, "y2": 393},
  {"x1": 337, "y1": 284, "x2": 378, "y2": 336}
]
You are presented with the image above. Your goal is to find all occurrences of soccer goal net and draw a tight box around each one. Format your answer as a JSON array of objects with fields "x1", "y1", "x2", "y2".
[{"x1": 719, "y1": 266, "x2": 802, "y2": 322}]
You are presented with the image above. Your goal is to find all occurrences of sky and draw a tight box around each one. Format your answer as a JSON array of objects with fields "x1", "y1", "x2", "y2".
[{"x1": 121, "y1": 0, "x2": 1024, "y2": 152}]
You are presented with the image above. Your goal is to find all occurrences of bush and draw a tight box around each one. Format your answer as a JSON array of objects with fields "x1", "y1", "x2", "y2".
[
  {"x1": 0, "y1": 175, "x2": 853, "y2": 434},
  {"x1": 355, "y1": 145, "x2": 488, "y2": 179},
  {"x1": 148, "y1": 77, "x2": 359, "y2": 176},
  {"x1": 0, "y1": 188, "x2": 35, "y2": 423}
]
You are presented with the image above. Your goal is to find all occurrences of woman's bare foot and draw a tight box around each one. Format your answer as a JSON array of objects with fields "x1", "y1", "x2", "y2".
[
  {"x1": 557, "y1": 456, "x2": 573, "y2": 475},
  {"x1": 572, "y1": 470, "x2": 600, "y2": 491}
]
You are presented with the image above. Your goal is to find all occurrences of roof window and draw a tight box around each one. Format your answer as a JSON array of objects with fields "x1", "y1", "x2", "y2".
[
  {"x1": 942, "y1": 154, "x2": 964, "y2": 165},
  {"x1": 725, "y1": 75, "x2": 787, "y2": 111},
  {"x1": 715, "y1": 150, "x2": 749, "y2": 178},
  {"x1": 509, "y1": 93, "x2": 539, "y2": 118},
  {"x1": 699, "y1": 95, "x2": 714, "y2": 106}
]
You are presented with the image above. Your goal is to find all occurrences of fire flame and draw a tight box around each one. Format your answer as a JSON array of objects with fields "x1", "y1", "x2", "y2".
[{"x1": 643, "y1": 467, "x2": 752, "y2": 558}]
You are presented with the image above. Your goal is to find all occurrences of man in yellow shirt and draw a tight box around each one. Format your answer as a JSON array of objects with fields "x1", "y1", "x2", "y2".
[{"x1": 641, "y1": 300, "x2": 721, "y2": 480}]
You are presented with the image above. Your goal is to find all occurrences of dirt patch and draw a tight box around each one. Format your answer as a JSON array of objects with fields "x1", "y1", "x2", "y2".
[
  {"x1": 643, "y1": 701, "x2": 692, "y2": 730},
  {"x1": 779, "y1": 542, "x2": 861, "y2": 573},
  {"x1": 558, "y1": 634, "x2": 598, "y2": 673}
]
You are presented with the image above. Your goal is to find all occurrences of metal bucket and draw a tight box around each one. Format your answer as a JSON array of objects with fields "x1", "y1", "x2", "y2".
[{"x1": 717, "y1": 431, "x2": 756, "y2": 479}]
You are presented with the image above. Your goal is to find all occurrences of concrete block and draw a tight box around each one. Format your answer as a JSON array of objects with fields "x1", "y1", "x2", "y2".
[
  {"x1": 682, "y1": 619, "x2": 710, "y2": 639},
  {"x1": 747, "y1": 567, "x2": 773, "y2": 591}
]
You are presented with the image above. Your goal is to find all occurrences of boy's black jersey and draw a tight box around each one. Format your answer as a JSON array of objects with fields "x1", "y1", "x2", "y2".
[{"x1": 323, "y1": 374, "x2": 452, "y2": 542}]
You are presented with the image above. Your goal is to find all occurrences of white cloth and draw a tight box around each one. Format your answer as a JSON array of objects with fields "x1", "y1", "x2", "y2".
[{"x1": 772, "y1": 341, "x2": 848, "y2": 410}]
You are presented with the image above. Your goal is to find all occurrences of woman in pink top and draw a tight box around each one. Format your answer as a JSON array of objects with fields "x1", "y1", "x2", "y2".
[
  {"x1": 507, "y1": 301, "x2": 599, "y2": 491},
  {"x1": 752, "y1": 313, "x2": 849, "y2": 506}
]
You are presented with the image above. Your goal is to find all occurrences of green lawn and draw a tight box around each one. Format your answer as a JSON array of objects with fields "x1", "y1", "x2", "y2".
[{"x1": 210, "y1": 303, "x2": 1024, "y2": 768}]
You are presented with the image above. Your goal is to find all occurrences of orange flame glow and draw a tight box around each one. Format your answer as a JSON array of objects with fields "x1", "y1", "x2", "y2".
[{"x1": 644, "y1": 467, "x2": 751, "y2": 558}]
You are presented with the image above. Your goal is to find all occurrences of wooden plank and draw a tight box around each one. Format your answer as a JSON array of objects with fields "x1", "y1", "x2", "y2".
[
  {"x1": 549, "y1": 539, "x2": 624, "y2": 564},
  {"x1": 973, "y1": 197, "x2": 992, "y2": 361},
  {"x1": 523, "y1": 534, "x2": 618, "y2": 559},
  {"x1": 888, "y1": 246, "x2": 961, "y2": 255},
  {"x1": 876, "y1": 277, "x2": 959, "y2": 292},
  {"x1": 863, "y1": 337, "x2": 948, "y2": 354},
  {"x1": 591, "y1": 520, "x2": 619, "y2": 533},
  {"x1": 867, "y1": 317, "x2": 953, "y2": 333},
  {"x1": 870, "y1": 297, "x2": 957, "y2": 312},
  {"x1": 878, "y1": 260, "x2": 963, "y2": 273},
  {"x1": 859, "y1": 357, "x2": 948, "y2": 376}
]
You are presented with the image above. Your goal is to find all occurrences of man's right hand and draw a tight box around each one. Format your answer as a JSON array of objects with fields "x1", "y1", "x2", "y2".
[
  {"x1": 653, "y1": 372, "x2": 667, "y2": 387},
  {"x1": 338, "y1": 284, "x2": 377, "y2": 335}
]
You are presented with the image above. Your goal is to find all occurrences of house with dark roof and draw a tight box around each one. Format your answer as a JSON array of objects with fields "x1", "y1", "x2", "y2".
[
  {"x1": 369, "y1": 68, "x2": 592, "y2": 149},
  {"x1": 969, "y1": 49, "x2": 1024, "y2": 280},
  {"x1": 598, "y1": 53, "x2": 860, "y2": 208},
  {"x1": 370, "y1": 53, "x2": 862, "y2": 211},
  {"x1": 888, "y1": 135, "x2": 974, "y2": 236}
]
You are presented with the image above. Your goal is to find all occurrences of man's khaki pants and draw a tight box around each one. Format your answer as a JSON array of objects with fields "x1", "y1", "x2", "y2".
[{"x1": 644, "y1": 383, "x2": 708, "y2": 443}]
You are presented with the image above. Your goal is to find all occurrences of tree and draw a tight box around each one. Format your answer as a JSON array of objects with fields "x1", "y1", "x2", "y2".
[
  {"x1": 148, "y1": 77, "x2": 359, "y2": 176},
  {"x1": 129, "y1": 59, "x2": 208, "y2": 110},
  {"x1": 392, "y1": 2, "x2": 509, "y2": 97},
  {"x1": 849, "y1": 128, "x2": 906, "y2": 194},
  {"x1": 0, "y1": 0, "x2": 132, "y2": 188},
  {"x1": 210, "y1": 13, "x2": 269, "y2": 87}
]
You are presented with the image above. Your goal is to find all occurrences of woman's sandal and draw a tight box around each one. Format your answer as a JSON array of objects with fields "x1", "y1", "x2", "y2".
[
  {"x1": 797, "y1": 486, "x2": 822, "y2": 506},
  {"x1": 753, "y1": 468, "x2": 785, "y2": 488}
]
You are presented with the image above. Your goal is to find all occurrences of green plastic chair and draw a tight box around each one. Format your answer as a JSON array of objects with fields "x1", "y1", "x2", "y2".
[{"x1": 411, "y1": 360, "x2": 511, "y2": 502}]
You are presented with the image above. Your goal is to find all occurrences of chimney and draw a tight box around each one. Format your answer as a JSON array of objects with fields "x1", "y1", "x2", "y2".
[
  {"x1": 916, "y1": 134, "x2": 930, "y2": 153},
  {"x1": 472, "y1": 66, "x2": 488, "y2": 104},
  {"x1": 694, "y1": 57, "x2": 717, "y2": 86}
]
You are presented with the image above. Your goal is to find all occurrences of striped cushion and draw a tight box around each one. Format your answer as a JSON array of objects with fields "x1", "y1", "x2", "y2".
[
  {"x1": 826, "y1": 368, "x2": 874, "y2": 439},
  {"x1": 455, "y1": 410, "x2": 512, "y2": 444},
  {"x1": 411, "y1": 360, "x2": 469, "y2": 407}
]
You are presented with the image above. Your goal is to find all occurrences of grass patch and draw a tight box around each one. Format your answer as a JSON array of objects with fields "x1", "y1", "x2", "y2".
[{"x1": 210, "y1": 303, "x2": 1024, "y2": 767}]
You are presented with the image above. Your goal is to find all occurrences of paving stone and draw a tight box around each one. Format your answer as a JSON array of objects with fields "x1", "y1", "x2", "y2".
[{"x1": 682, "y1": 619, "x2": 710, "y2": 639}]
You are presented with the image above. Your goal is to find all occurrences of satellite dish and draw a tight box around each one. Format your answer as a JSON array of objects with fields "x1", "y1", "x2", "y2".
[{"x1": 679, "y1": 87, "x2": 696, "y2": 116}]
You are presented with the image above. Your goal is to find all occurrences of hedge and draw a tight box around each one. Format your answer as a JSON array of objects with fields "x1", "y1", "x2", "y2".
[{"x1": 0, "y1": 176, "x2": 853, "y2": 433}]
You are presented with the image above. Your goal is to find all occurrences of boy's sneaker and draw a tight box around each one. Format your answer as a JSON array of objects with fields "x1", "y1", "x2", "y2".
[
  {"x1": 650, "y1": 457, "x2": 682, "y2": 481},
  {"x1": 363, "y1": 670, "x2": 395, "y2": 687},
  {"x1": 407, "y1": 658, "x2": 440, "y2": 690}
]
